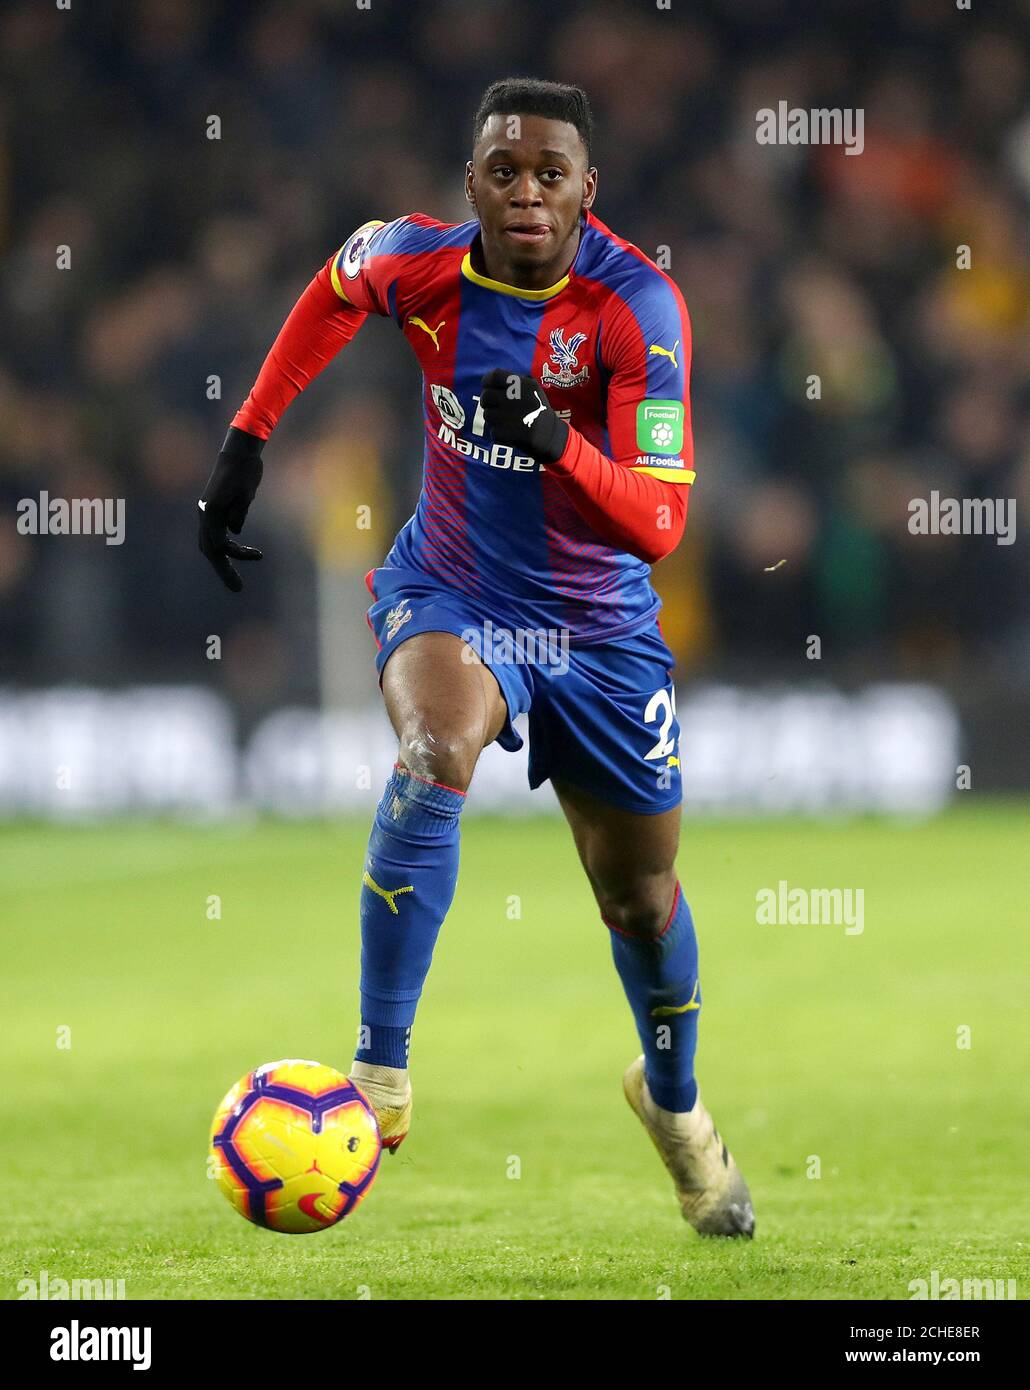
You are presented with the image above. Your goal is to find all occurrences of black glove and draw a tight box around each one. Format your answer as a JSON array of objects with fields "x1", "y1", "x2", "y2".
[
  {"x1": 479, "y1": 370, "x2": 569, "y2": 464},
  {"x1": 199, "y1": 427, "x2": 265, "y2": 592}
]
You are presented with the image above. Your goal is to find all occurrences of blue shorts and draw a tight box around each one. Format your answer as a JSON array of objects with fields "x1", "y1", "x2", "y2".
[{"x1": 364, "y1": 565, "x2": 682, "y2": 816}]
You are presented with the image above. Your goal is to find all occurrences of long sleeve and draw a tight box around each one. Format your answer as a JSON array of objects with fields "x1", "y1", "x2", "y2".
[
  {"x1": 545, "y1": 425, "x2": 690, "y2": 564},
  {"x1": 231, "y1": 218, "x2": 400, "y2": 439},
  {"x1": 545, "y1": 268, "x2": 695, "y2": 564},
  {"x1": 231, "y1": 261, "x2": 368, "y2": 439}
]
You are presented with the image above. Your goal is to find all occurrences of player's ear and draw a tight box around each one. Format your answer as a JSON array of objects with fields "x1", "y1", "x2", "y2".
[
  {"x1": 465, "y1": 160, "x2": 476, "y2": 205},
  {"x1": 582, "y1": 167, "x2": 598, "y2": 210}
]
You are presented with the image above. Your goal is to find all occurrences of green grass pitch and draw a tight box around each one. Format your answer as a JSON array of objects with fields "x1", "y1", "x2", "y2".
[{"x1": 2, "y1": 805, "x2": 1028, "y2": 1300}]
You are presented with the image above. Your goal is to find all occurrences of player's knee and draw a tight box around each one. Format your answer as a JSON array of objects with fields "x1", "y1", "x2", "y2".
[
  {"x1": 597, "y1": 873, "x2": 677, "y2": 940},
  {"x1": 397, "y1": 720, "x2": 482, "y2": 793}
]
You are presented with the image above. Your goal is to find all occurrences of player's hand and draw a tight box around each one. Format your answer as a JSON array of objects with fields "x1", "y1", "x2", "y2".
[
  {"x1": 198, "y1": 427, "x2": 265, "y2": 592},
  {"x1": 479, "y1": 370, "x2": 569, "y2": 465}
]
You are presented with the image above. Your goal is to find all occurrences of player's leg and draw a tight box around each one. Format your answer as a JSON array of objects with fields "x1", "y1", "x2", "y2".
[
  {"x1": 350, "y1": 631, "x2": 508, "y2": 1150},
  {"x1": 552, "y1": 778, "x2": 755, "y2": 1237},
  {"x1": 551, "y1": 779, "x2": 696, "y2": 1106}
]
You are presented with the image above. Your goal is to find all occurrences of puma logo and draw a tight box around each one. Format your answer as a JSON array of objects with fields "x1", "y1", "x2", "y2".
[
  {"x1": 650, "y1": 978, "x2": 700, "y2": 1017},
  {"x1": 648, "y1": 340, "x2": 679, "y2": 369},
  {"x1": 363, "y1": 870, "x2": 414, "y2": 915},
  {"x1": 408, "y1": 316, "x2": 445, "y2": 350},
  {"x1": 522, "y1": 392, "x2": 548, "y2": 427}
]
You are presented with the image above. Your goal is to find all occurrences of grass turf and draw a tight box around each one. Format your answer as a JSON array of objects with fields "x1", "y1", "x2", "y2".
[{"x1": 2, "y1": 805, "x2": 1028, "y2": 1300}]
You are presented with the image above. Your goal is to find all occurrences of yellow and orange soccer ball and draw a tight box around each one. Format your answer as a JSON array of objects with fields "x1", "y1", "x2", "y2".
[{"x1": 209, "y1": 1060, "x2": 382, "y2": 1234}]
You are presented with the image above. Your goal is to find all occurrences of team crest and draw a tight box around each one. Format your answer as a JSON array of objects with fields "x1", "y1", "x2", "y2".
[
  {"x1": 541, "y1": 327, "x2": 590, "y2": 388},
  {"x1": 385, "y1": 597, "x2": 413, "y2": 641}
]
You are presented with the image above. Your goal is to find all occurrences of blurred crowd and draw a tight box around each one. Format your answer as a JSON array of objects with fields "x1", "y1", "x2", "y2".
[{"x1": 1, "y1": 0, "x2": 1028, "y2": 717}]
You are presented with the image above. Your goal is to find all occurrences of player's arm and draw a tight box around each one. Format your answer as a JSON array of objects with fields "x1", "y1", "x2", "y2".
[
  {"x1": 480, "y1": 279, "x2": 694, "y2": 565},
  {"x1": 198, "y1": 220, "x2": 391, "y2": 591}
]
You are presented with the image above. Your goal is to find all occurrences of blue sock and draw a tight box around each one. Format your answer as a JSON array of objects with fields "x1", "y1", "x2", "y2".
[
  {"x1": 607, "y1": 882, "x2": 700, "y2": 1112},
  {"x1": 354, "y1": 764, "x2": 466, "y2": 1070}
]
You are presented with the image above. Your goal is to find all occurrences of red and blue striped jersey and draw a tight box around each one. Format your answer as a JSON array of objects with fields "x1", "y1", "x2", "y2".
[{"x1": 329, "y1": 209, "x2": 694, "y2": 643}]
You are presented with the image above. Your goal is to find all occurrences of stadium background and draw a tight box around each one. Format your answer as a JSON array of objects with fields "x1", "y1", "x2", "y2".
[
  {"x1": 1, "y1": 0, "x2": 1028, "y2": 1305},
  {"x1": 1, "y1": 0, "x2": 1027, "y2": 813}
]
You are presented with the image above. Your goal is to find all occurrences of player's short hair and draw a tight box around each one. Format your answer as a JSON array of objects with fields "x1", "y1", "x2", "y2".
[{"x1": 473, "y1": 78, "x2": 593, "y2": 162}]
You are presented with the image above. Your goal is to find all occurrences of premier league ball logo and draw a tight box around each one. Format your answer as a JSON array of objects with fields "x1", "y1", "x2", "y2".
[{"x1": 341, "y1": 219, "x2": 385, "y2": 279}]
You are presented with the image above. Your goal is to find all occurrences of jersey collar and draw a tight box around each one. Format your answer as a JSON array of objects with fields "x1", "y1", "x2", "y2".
[{"x1": 461, "y1": 213, "x2": 588, "y2": 301}]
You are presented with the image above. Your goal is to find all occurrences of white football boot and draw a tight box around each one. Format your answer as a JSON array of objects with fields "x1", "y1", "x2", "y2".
[
  {"x1": 623, "y1": 1056, "x2": 755, "y2": 1237},
  {"x1": 349, "y1": 1061, "x2": 412, "y2": 1155}
]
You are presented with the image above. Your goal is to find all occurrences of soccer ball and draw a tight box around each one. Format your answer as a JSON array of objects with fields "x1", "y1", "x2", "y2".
[{"x1": 209, "y1": 1059, "x2": 382, "y2": 1233}]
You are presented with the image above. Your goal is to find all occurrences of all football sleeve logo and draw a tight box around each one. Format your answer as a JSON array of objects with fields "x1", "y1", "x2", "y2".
[{"x1": 636, "y1": 400, "x2": 684, "y2": 455}]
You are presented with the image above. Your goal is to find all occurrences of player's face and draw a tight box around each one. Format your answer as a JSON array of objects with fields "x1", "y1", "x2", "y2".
[{"x1": 466, "y1": 113, "x2": 598, "y2": 287}]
